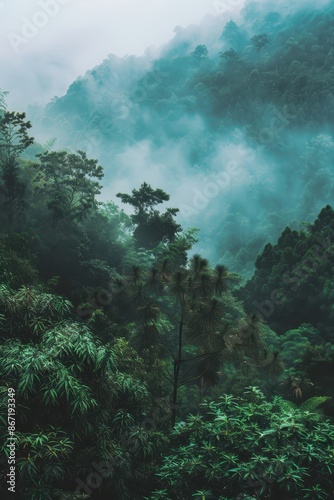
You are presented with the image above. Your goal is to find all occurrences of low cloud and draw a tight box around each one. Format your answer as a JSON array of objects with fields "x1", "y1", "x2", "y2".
[{"x1": 0, "y1": 0, "x2": 217, "y2": 108}]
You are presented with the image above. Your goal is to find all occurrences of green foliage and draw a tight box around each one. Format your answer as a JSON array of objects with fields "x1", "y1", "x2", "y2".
[
  {"x1": 151, "y1": 388, "x2": 334, "y2": 499},
  {"x1": 0, "y1": 284, "x2": 72, "y2": 340},
  {"x1": 0, "y1": 111, "x2": 34, "y2": 228},
  {"x1": 238, "y1": 207, "x2": 334, "y2": 409},
  {"x1": 241, "y1": 206, "x2": 334, "y2": 339},
  {"x1": 0, "y1": 285, "x2": 161, "y2": 499},
  {"x1": 107, "y1": 252, "x2": 269, "y2": 427},
  {"x1": 299, "y1": 396, "x2": 331, "y2": 414},
  {"x1": 117, "y1": 182, "x2": 182, "y2": 249},
  {"x1": 2, "y1": 12, "x2": 334, "y2": 493},
  {"x1": 0, "y1": 111, "x2": 34, "y2": 163},
  {"x1": 0, "y1": 233, "x2": 38, "y2": 287},
  {"x1": 99, "y1": 200, "x2": 133, "y2": 243},
  {"x1": 33, "y1": 150, "x2": 103, "y2": 224},
  {"x1": 25, "y1": 2, "x2": 334, "y2": 277}
]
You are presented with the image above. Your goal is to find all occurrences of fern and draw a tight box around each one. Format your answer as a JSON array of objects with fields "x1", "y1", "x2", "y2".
[{"x1": 300, "y1": 396, "x2": 331, "y2": 413}]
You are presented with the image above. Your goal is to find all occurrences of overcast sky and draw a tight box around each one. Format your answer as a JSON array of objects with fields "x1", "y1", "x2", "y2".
[{"x1": 0, "y1": 0, "x2": 244, "y2": 108}]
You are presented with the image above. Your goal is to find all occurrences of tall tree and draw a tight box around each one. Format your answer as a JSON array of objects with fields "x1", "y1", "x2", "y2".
[
  {"x1": 110, "y1": 253, "x2": 262, "y2": 427},
  {"x1": 117, "y1": 183, "x2": 181, "y2": 249},
  {"x1": 0, "y1": 112, "x2": 34, "y2": 229},
  {"x1": 33, "y1": 150, "x2": 104, "y2": 225}
]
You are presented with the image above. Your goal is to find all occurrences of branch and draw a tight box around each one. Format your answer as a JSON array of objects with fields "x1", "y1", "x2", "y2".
[
  {"x1": 178, "y1": 368, "x2": 212, "y2": 388},
  {"x1": 146, "y1": 296, "x2": 181, "y2": 324},
  {"x1": 178, "y1": 345, "x2": 226, "y2": 364},
  {"x1": 151, "y1": 326, "x2": 176, "y2": 361}
]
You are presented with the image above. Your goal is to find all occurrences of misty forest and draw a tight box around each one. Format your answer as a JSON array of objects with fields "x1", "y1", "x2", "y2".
[{"x1": 1, "y1": 1, "x2": 334, "y2": 499}]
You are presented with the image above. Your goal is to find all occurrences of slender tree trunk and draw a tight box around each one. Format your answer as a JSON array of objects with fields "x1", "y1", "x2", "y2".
[{"x1": 171, "y1": 314, "x2": 183, "y2": 427}]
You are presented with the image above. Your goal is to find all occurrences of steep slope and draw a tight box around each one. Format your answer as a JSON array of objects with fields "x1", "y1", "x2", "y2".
[{"x1": 26, "y1": 0, "x2": 334, "y2": 276}]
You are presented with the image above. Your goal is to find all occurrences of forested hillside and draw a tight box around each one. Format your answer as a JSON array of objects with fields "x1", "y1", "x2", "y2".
[
  {"x1": 27, "y1": 0, "x2": 334, "y2": 276},
  {"x1": 1, "y1": 0, "x2": 334, "y2": 498},
  {"x1": 0, "y1": 103, "x2": 333, "y2": 498}
]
